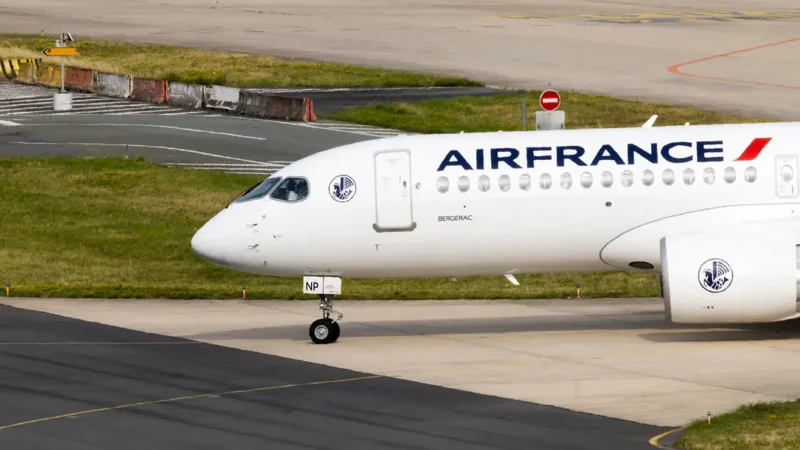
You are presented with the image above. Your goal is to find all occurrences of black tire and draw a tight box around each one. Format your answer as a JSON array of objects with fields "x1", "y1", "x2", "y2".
[
  {"x1": 330, "y1": 321, "x2": 341, "y2": 343},
  {"x1": 309, "y1": 318, "x2": 338, "y2": 344}
]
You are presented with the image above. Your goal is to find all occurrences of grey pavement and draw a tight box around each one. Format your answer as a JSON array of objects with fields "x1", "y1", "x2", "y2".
[
  {"x1": 0, "y1": 89, "x2": 394, "y2": 175},
  {"x1": 0, "y1": 304, "x2": 666, "y2": 449},
  {"x1": 10, "y1": 297, "x2": 800, "y2": 428},
  {"x1": 1, "y1": 1, "x2": 799, "y2": 119}
]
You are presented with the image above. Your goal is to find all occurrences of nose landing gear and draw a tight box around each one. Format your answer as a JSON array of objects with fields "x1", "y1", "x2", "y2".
[
  {"x1": 309, "y1": 294, "x2": 342, "y2": 344},
  {"x1": 303, "y1": 276, "x2": 343, "y2": 344}
]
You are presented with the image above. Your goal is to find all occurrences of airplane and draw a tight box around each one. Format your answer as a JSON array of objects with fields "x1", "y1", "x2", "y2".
[{"x1": 191, "y1": 115, "x2": 800, "y2": 344}]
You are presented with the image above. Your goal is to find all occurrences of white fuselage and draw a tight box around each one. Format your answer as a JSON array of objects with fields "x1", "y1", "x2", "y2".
[{"x1": 191, "y1": 122, "x2": 800, "y2": 279}]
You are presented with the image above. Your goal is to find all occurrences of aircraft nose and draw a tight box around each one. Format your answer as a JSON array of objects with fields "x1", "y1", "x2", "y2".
[{"x1": 191, "y1": 221, "x2": 229, "y2": 266}]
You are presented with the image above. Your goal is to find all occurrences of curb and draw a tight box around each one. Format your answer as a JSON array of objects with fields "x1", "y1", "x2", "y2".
[
  {"x1": 0, "y1": 58, "x2": 316, "y2": 122},
  {"x1": 649, "y1": 427, "x2": 686, "y2": 449}
]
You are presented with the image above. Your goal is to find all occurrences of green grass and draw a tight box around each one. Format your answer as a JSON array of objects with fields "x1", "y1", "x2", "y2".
[
  {"x1": 0, "y1": 33, "x2": 480, "y2": 88},
  {"x1": 327, "y1": 91, "x2": 766, "y2": 133},
  {"x1": 0, "y1": 157, "x2": 659, "y2": 299},
  {"x1": 676, "y1": 400, "x2": 800, "y2": 450}
]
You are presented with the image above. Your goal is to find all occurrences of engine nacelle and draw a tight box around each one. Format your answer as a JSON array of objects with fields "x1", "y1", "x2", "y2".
[{"x1": 661, "y1": 231, "x2": 800, "y2": 324}]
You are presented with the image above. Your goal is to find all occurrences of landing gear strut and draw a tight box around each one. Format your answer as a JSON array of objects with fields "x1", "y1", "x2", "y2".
[
  {"x1": 303, "y1": 276, "x2": 343, "y2": 344},
  {"x1": 309, "y1": 294, "x2": 343, "y2": 344}
]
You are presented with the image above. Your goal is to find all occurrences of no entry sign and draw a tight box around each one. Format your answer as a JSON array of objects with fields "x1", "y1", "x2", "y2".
[{"x1": 539, "y1": 89, "x2": 561, "y2": 111}]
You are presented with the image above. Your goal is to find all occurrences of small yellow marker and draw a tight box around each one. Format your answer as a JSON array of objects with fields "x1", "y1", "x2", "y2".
[
  {"x1": 5, "y1": 283, "x2": 10, "y2": 297},
  {"x1": 242, "y1": 285, "x2": 247, "y2": 299},
  {"x1": 707, "y1": 411, "x2": 712, "y2": 424},
  {"x1": 576, "y1": 284, "x2": 581, "y2": 298}
]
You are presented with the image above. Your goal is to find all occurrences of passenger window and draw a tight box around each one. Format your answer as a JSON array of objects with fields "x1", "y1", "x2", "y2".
[
  {"x1": 270, "y1": 177, "x2": 309, "y2": 202},
  {"x1": 457, "y1": 176, "x2": 470, "y2": 192},
  {"x1": 519, "y1": 174, "x2": 532, "y2": 190},
  {"x1": 478, "y1": 175, "x2": 491, "y2": 192},
  {"x1": 744, "y1": 166, "x2": 757, "y2": 183},
  {"x1": 601, "y1": 171, "x2": 613, "y2": 188},
  {"x1": 235, "y1": 176, "x2": 282, "y2": 203},
  {"x1": 437, "y1": 176, "x2": 449, "y2": 193},
  {"x1": 539, "y1": 173, "x2": 552, "y2": 189},
  {"x1": 498, "y1": 175, "x2": 511, "y2": 192},
  {"x1": 703, "y1": 168, "x2": 715, "y2": 184},
  {"x1": 621, "y1": 170, "x2": 634, "y2": 187}
]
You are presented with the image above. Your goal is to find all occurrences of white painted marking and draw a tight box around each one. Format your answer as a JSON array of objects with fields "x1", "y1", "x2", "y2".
[
  {"x1": 195, "y1": 113, "x2": 410, "y2": 137},
  {"x1": 0, "y1": 119, "x2": 21, "y2": 126},
  {"x1": 24, "y1": 124, "x2": 268, "y2": 141},
  {"x1": 48, "y1": 104, "x2": 170, "y2": 115},
  {"x1": 226, "y1": 171, "x2": 278, "y2": 175},
  {"x1": 9, "y1": 142, "x2": 274, "y2": 165},
  {"x1": 158, "y1": 111, "x2": 207, "y2": 116}
]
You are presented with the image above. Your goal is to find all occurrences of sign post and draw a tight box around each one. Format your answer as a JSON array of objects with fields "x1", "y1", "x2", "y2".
[
  {"x1": 42, "y1": 30, "x2": 79, "y2": 111},
  {"x1": 535, "y1": 87, "x2": 566, "y2": 131}
]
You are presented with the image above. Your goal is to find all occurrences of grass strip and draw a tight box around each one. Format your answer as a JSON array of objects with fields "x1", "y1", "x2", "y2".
[
  {"x1": 327, "y1": 91, "x2": 766, "y2": 133},
  {"x1": 676, "y1": 400, "x2": 800, "y2": 450},
  {"x1": 0, "y1": 157, "x2": 658, "y2": 300},
  {"x1": 0, "y1": 33, "x2": 480, "y2": 88}
]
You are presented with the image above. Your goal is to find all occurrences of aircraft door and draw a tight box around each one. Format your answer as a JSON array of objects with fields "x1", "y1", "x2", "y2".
[
  {"x1": 373, "y1": 149, "x2": 416, "y2": 232},
  {"x1": 775, "y1": 155, "x2": 799, "y2": 198}
]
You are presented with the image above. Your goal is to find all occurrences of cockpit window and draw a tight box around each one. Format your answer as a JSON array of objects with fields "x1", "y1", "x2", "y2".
[
  {"x1": 270, "y1": 177, "x2": 309, "y2": 202},
  {"x1": 235, "y1": 176, "x2": 282, "y2": 203}
]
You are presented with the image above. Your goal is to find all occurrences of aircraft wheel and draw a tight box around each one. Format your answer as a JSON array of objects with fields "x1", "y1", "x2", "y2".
[{"x1": 309, "y1": 318, "x2": 340, "y2": 344}]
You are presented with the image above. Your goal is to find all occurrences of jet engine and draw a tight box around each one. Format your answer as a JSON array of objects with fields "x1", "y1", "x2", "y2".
[{"x1": 660, "y1": 231, "x2": 800, "y2": 324}]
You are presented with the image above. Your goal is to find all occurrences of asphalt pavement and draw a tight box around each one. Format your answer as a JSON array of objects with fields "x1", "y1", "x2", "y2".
[
  {"x1": 0, "y1": 111, "x2": 381, "y2": 175},
  {"x1": 0, "y1": 304, "x2": 667, "y2": 449}
]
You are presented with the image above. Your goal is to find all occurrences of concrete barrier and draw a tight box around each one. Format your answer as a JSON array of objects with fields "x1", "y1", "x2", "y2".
[
  {"x1": 0, "y1": 58, "x2": 38, "y2": 80},
  {"x1": 15, "y1": 62, "x2": 37, "y2": 84},
  {"x1": 236, "y1": 91, "x2": 317, "y2": 121},
  {"x1": 130, "y1": 77, "x2": 168, "y2": 103},
  {"x1": 64, "y1": 67, "x2": 94, "y2": 92},
  {"x1": 168, "y1": 82, "x2": 204, "y2": 108},
  {"x1": 205, "y1": 85, "x2": 240, "y2": 111},
  {"x1": 0, "y1": 60, "x2": 15, "y2": 79},
  {"x1": 37, "y1": 65, "x2": 62, "y2": 88},
  {"x1": 94, "y1": 71, "x2": 131, "y2": 98}
]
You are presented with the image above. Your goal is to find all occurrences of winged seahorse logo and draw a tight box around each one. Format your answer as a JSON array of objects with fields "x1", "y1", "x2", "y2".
[
  {"x1": 330, "y1": 175, "x2": 356, "y2": 202},
  {"x1": 698, "y1": 259, "x2": 733, "y2": 293}
]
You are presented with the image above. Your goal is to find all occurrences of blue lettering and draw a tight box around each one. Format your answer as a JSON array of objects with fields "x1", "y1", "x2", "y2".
[
  {"x1": 438, "y1": 140, "x2": 725, "y2": 171},
  {"x1": 697, "y1": 141, "x2": 723, "y2": 162},
  {"x1": 661, "y1": 142, "x2": 693, "y2": 163},
  {"x1": 627, "y1": 143, "x2": 658, "y2": 164},
  {"x1": 491, "y1": 148, "x2": 521, "y2": 169},
  {"x1": 437, "y1": 150, "x2": 472, "y2": 171},
  {"x1": 525, "y1": 147, "x2": 551, "y2": 168},
  {"x1": 557, "y1": 146, "x2": 587, "y2": 167},
  {"x1": 591, "y1": 144, "x2": 625, "y2": 165}
]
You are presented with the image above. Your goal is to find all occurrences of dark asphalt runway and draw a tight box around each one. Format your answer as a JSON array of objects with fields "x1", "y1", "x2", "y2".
[
  {"x1": 0, "y1": 114, "x2": 371, "y2": 164},
  {"x1": 0, "y1": 304, "x2": 668, "y2": 450}
]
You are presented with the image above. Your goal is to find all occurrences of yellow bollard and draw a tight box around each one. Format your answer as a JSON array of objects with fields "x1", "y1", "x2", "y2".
[
  {"x1": 576, "y1": 284, "x2": 581, "y2": 298},
  {"x1": 242, "y1": 286, "x2": 247, "y2": 299},
  {"x1": 5, "y1": 283, "x2": 10, "y2": 297},
  {"x1": 707, "y1": 411, "x2": 711, "y2": 424}
]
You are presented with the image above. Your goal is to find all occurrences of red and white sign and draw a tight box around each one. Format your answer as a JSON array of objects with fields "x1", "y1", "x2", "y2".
[{"x1": 539, "y1": 89, "x2": 561, "y2": 111}]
